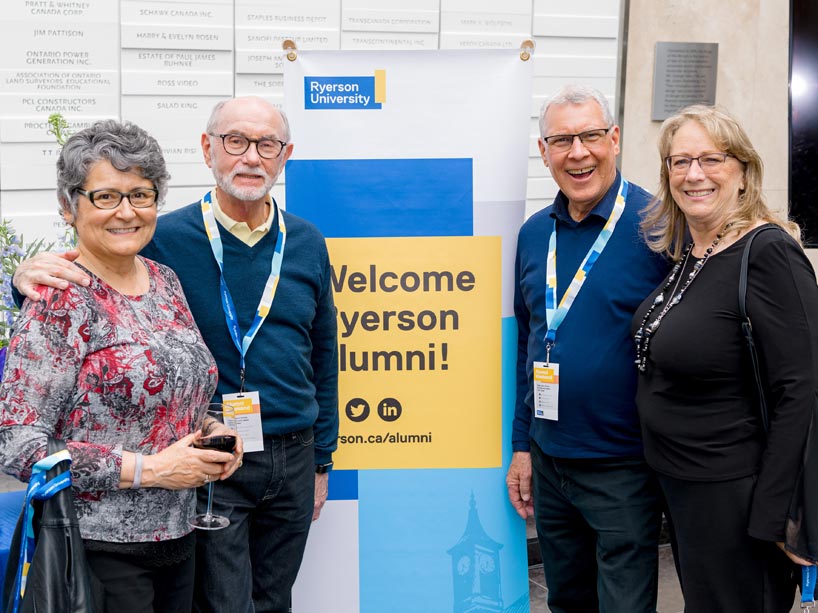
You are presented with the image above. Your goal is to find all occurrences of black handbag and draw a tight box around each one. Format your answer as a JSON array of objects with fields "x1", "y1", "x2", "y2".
[
  {"x1": 2, "y1": 438, "x2": 95, "y2": 613},
  {"x1": 739, "y1": 225, "x2": 818, "y2": 562}
]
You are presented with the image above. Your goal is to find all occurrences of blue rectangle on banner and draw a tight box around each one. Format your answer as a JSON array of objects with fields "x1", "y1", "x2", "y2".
[
  {"x1": 286, "y1": 158, "x2": 473, "y2": 238},
  {"x1": 358, "y1": 466, "x2": 530, "y2": 612},
  {"x1": 305, "y1": 77, "x2": 382, "y2": 109},
  {"x1": 327, "y1": 470, "x2": 358, "y2": 501}
]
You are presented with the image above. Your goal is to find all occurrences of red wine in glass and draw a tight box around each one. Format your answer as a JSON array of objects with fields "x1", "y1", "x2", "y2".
[
  {"x1": 189, "y1": 404, "x2": 233, "y2": 530},
  {"x1": 194, "y1": 435, "x2": 237, "y2": 453}
]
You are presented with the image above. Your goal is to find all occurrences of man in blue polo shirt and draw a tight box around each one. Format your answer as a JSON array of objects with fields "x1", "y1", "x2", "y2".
[{"x1": 506, "y1": 84, "x2": 668, "y2": 613}]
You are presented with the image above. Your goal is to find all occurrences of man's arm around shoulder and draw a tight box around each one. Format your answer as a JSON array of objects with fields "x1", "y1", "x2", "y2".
[{"x1": 12, "y1": 250, "x2": 90, "y2": 303}]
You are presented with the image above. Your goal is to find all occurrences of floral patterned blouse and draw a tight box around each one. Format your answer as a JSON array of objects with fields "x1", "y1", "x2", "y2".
[{"x1": 0, "y1": 257, "x2": 218, "y2": 543}]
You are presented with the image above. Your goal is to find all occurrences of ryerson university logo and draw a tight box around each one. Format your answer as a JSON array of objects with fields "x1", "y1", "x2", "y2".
[{"x1": 304, "y1": 70, "x2": 386, "y2": 110}]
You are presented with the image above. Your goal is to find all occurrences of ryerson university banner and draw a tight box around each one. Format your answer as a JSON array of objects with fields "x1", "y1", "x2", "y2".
[{"x1": 286, "y1": 50, "x2": 532, "y2": 612}]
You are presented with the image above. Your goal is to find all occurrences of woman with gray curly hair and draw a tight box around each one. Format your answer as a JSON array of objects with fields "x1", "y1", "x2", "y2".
[{"x1": 0, "y1": 120, "x2": 242, "y2": 612}]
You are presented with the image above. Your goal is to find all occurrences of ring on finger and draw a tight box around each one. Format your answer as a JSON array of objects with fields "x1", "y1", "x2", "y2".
[{"x1": 203, "y1": 473, "x2": 210, "y2": 484}]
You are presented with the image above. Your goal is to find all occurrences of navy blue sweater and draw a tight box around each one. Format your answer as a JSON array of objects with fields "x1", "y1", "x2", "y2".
[
  {"x1": 141, "y1": 200, "x2": 338, "y2": 465},
  {"x1": 512, "y1": 174, "x2": 669, "y2": 458}
]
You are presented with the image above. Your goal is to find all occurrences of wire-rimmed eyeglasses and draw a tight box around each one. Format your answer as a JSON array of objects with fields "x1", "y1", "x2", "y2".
[{"x1": 664, "y1": 153, "x2": 735, "y2": 175}]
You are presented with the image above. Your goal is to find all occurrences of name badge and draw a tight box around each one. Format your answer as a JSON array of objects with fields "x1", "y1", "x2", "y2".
[
  {"x1": 223, "y1": 391, "x2": 264, "y2": 453},
  {"x1": 533, "y1": 361, "x2": 559, "y2": 421}
]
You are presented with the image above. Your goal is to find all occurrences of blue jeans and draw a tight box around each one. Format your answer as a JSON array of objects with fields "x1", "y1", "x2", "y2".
[
  {"x1": 530, "y1": 441, "x2": 661, "y2": 613},
  {"x1": 193, "y1": 427, "x2": 315, "y2": 613}
]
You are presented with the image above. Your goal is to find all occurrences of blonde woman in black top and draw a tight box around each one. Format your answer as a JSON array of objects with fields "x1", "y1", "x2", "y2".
[{"x1": 633, "y1": 105, "x2": 816, "y2": 612}]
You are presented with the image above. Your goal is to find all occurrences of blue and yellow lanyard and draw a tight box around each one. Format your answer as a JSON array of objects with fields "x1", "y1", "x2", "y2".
[
  {"x1": 200, "y1": 191, "x2": 286, "y2": 391},
  {"x1": 543, "y1": 179, "x2": 628, "y2": 363},
  {"x1": 12, "y1": 449, "x2": 72, "y2": 613}
]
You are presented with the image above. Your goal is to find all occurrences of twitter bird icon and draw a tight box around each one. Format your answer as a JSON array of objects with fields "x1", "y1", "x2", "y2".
[{"x1": 346, "y1": 398, "x2": 370, "y2": 422}]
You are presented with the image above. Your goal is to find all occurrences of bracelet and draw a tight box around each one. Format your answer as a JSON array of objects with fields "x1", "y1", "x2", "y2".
[{"x1": 130, "y1": 452, "x2": 144, "y2": 490}]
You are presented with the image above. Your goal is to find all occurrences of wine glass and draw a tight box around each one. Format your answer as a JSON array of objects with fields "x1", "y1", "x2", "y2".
[{"x1": 188, "y1": 403, "x2": 236, "y2": 530}]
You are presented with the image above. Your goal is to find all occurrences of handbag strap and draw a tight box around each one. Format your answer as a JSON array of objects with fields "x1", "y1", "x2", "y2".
[
  {"x1": 738, "y1": 224, "x2": 785, "y2": 434},
  {"x1": 10, "y1": 448, "x2": 72, "y2": 613}
]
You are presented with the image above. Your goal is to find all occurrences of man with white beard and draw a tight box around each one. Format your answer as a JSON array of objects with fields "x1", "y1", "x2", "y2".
[{"x1": 13, "y1": 96, "x2": 340, "y2": 613}]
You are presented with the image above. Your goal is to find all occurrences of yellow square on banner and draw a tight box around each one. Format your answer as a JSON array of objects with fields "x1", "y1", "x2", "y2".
[
  {"x1": 374, "y1": 69, "x2": 386, "y2": 103},
  {"x1": 328, "y1": 236, "x2": 502, "y2": 470}
]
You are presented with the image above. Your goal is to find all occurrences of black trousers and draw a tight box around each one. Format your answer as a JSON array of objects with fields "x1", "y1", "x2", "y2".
[
  {"x1": 85, "y1": 549, "x2": 195, "y2": 613},
  {"x1": 658, "y1": 473, "x2": 796, "y2": 613}
]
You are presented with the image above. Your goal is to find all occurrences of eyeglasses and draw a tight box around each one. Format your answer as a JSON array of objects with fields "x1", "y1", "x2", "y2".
[
  {"x1": 665, "y1": 153, "x2": 735, "y2": 174},
  {"x1": 542, "y1": 127, "x2": 612, "y2": 151},
  {"x1": 76, "y1": 188, "x2": 158, "y2": 210},
  {"x1": 210, "y1": 133, "x2": 288, "y2": 159}
]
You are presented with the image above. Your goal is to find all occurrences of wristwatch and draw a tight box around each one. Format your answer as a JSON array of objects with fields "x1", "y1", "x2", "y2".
[{"x1": 315, "y1": 462, "x2": 333, "y2": 474}]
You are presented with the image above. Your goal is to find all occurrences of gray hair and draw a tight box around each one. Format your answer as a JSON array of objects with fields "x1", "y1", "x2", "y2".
[
  {"x1": 205, "y1": 97, "x2": 292, "y2": 143},
  {"x1": 57, "y1": 119, "x2": 170, "y2": 218},
  {"x1": 539, "y1": 84, "x2": 615, "y2": 138}
]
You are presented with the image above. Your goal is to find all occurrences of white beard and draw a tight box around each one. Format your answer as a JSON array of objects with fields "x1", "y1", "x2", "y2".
[{"x1": 215, "y1": 165, "x2": 278, "y2": 202}]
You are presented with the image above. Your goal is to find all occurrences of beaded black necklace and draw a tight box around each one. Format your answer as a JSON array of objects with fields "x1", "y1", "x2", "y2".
[{"x1": 634, "y1": 225, "x2": 731, "y2": 372}]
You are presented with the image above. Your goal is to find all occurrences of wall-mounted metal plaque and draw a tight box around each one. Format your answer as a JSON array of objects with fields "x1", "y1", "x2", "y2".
[{"x1": 651, "y1": 42, "x2": 718, "y2": 121}]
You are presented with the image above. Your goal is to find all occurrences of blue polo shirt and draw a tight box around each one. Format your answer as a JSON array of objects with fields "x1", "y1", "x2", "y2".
[{"x1": 512, "y1": 173, "x2": 669, "y2": 458}]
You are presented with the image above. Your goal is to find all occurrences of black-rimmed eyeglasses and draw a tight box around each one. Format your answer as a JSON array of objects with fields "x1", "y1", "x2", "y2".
[
  {"x1": 210, "y1": 133, "x2": 288, "y2": 159},
  {"x1": 76, "y1": 188, "x2": 158, "y2": 209},
  {"x1": 542, "y1": 127, "x2": 613, "y2": 151}
]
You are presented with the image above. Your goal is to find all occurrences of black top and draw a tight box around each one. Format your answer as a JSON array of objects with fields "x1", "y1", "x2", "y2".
[{"x1": 632, "y1": 225, "x2": 818, "y2": 541}]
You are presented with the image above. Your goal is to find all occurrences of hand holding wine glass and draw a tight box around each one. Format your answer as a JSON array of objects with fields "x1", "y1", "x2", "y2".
[
  {"x1": 189, "y1": 403, "x2": 243, "y2": 530},
  {"x1": 194, "y1": 403, "x2": 244, "y2": 478}
]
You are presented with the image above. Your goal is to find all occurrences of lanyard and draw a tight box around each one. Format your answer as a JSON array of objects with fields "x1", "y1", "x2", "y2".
[
  {"x1": 201, "y1": 191, "x2": 287, "y2": 389},
  {"x1": 12, "y1": 449, "x2": 72, "y2": 613},
  {"x1": 803, "y1": 565, "x2": 817, "y2": 609},
  {"x1": 543, "y1": 179, "x2": 628, "y2": 362}
]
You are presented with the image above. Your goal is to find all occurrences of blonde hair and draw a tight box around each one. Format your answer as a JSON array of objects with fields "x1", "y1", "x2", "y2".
[{"x1": 641, "y1": 105, "x2": 800, "y2": 260}]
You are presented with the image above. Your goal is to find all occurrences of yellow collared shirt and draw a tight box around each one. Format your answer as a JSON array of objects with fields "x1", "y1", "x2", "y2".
[{"x1": 210, "y1": 188, "x2": 275, "y2": 247}]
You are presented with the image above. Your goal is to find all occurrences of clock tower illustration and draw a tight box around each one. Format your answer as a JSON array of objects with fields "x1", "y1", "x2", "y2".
[{"x1": 448, "y1": 493, "x2": 504, "y2": 613}]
